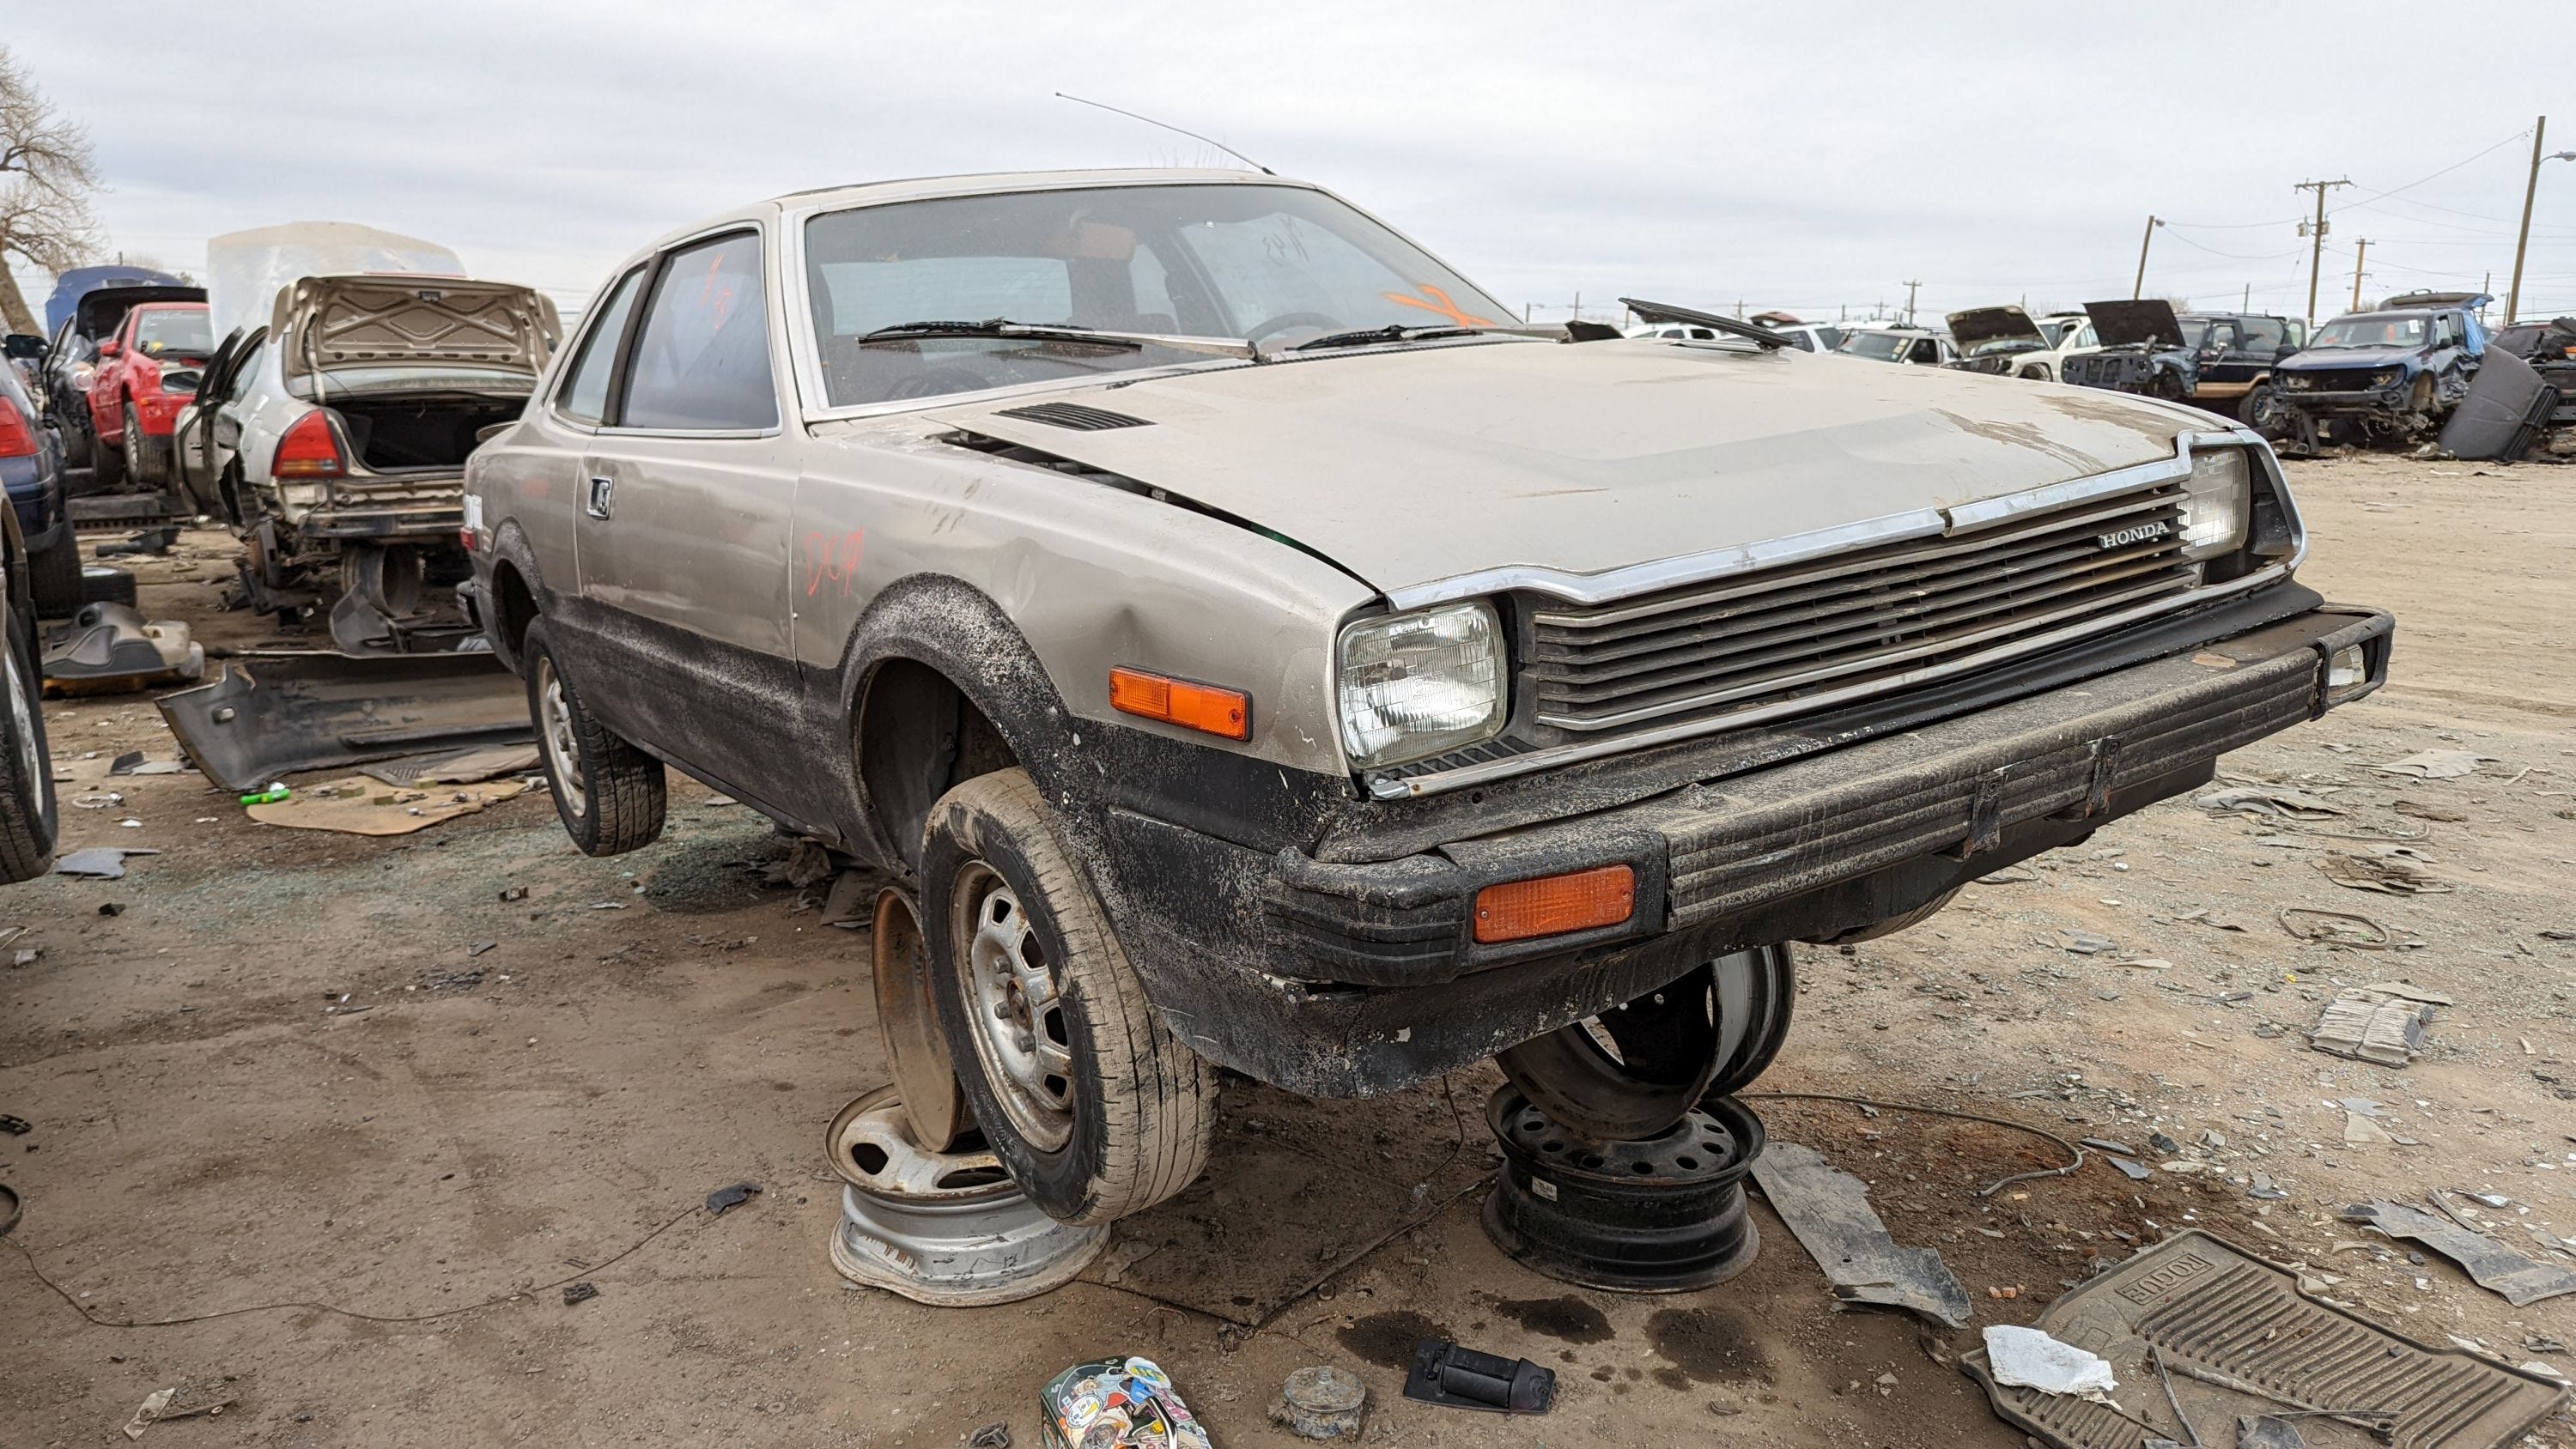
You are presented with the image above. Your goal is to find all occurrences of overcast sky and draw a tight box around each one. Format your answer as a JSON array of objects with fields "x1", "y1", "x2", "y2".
[{"x1": 11, "y1": 1, "x2": 2576, "y2": 329}]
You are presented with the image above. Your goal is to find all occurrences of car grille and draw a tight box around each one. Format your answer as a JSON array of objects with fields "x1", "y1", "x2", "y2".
[
  {"x1": 2284, "y1": 368, "x2": 2384, "y2": 393},
  {"x1": 2064, "y1": 355, "x2": 2142, "y2": 386},
  {"x1": 1527, "y1": 481, "x2": 2198, "y2": 735}
]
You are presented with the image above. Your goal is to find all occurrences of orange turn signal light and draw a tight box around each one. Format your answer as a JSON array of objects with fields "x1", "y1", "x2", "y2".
[
  {"x1": 1109, "y1": 667, "x2": 1250, "y2": 741},
  {"x1": 1473, "y1": 864, "x2": 1636, "y2": 944}
]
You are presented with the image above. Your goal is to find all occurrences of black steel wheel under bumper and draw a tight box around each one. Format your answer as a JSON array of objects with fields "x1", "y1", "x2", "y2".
[
  {"x1": 1104, "y1": 602, "x2": 2393, "y2": 1097},
  {"x1": 1482, "y1": 1087, "x2": 1765, "y2": 1293}
]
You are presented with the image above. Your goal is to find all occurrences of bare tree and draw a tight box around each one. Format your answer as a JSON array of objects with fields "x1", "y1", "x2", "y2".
[{"x1": 0, "y1": 45, "x2": 102, "y2": 336}]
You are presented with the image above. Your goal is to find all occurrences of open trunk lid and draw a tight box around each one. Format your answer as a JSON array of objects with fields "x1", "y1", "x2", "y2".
[{"x1": 279, "y1": 276, "x2": 558, "y2": 387}]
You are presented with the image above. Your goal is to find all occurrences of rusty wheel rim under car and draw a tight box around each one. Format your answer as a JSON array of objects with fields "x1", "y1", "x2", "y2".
[
  {"x1": 953, "y1": 864, "x2": 1076, "y2": 1153},
  {"x1": 534, "y1": 654, "x2": 586, "y2": 818}
]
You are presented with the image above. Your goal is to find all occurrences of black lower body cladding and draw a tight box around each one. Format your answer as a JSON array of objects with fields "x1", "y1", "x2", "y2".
[{"x1": 1105, "y1": 601, "x2": 2393, "y2": 1097}]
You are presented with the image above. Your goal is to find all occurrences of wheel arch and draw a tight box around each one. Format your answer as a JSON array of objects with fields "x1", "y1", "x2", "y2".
[{"x1": 478, "y1": 518, "x2": 551, "y2": 673}]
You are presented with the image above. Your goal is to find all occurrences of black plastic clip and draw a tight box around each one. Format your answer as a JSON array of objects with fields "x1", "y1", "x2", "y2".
[{"x1": 1402, "y1": 1339, "x2": 1555, "y2": 1414}]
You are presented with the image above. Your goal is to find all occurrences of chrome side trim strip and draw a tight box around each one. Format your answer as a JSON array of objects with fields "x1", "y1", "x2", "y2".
[
  {"x1": 1367, "y1": 560, "x2": 2294, "y2": 799},
  {"x1": 1382, "y1": 430, "x2": 2275, "y2": 613}
]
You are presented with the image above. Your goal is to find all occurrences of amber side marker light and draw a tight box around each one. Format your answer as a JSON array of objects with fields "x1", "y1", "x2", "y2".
[
  {"x1": 1109, "y1": 667, "x2": 1250, "y2": 741},
  {"x1": 1473, "y1": 864, "x2": 1636, "y2": 944}
]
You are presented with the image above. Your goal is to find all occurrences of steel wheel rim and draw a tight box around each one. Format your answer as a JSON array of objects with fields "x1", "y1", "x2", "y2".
[
  {"x1": 952, "y1": 863, "x2": 1074, "y2": 1152},
  {"x1": 534, "y1": 656, "x2": 586, "y2": 817},
  {"x1": 3, "y1": 643, "x2": 38, "y2": 789}
]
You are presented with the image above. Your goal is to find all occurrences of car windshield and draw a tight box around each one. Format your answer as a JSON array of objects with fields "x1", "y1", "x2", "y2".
[
  {"x1": 1838, "y1": 331, "x2": 1911, "y2": 361},
  {"x1": 803, "y1": 183, "x2": 1515, "y2": 407},
  {"x1": 134, "y1": 309, "x2": 213, "y2": 356},
  {"x1": 2311, "y1": 314, "x2": 2427, "y2": 349}
]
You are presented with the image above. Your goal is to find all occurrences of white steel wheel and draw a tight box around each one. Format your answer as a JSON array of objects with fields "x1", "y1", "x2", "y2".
[{"x1": 955, "y1": 864, "x2": 1077, "y2": 1152}]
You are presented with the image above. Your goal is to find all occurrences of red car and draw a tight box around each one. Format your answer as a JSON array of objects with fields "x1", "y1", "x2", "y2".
[{"x1": 87, "y1": 300, "x2": 214, "y2": 488}]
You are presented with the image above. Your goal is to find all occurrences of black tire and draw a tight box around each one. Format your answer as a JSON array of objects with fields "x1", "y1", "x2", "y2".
[
  {"x1": 125, "y1": 403, "x2": 164, "y2": 488},
  {"x1": 922, "y1": 767, "x2": 1216, "y2": 1225},
  {"x1": 28, "y1": 537, "x2": 81, "y2": 619},
  {"x1": 57, "y1": 418, "x2": 90, "y2": 470},
  {"x1": 91, "y1": 408, "x2": 125, "y2": 488},
  {"x1": 2239, "y1": 382, "x2": 2284, "y2": 433},
  {"x1": 0, "y1": 600, "x2": 59, "y2": 882},
  {"x1": 524, "y1": 621, "x2": 665, "y2": 856},
  {"x1": 78, "y1": 564, "x2": 136, "y2": 608}
]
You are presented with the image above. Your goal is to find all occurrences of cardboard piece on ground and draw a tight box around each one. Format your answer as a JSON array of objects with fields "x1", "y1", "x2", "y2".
[
  {"x1": 358, "y1": 744, "x2": 541, "y2": 787},
  {"x1": 248, "y1": 777, "x2": 530, "y2": 835}
]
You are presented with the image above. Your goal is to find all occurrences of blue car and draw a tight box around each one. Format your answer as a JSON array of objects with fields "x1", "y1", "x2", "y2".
[
  {"x1": 2270, "y1": 291, "x2": 2489, "y2": 445},
  {"x1": 0, "y1": 359, "x2": 79, "y2": 617}
]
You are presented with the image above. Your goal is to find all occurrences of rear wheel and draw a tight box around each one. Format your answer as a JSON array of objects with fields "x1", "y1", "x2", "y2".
[
  {"x1": 2240, "y1": 382, "x2": 2287, "y2": 434},
  {"x1": 1496, "y1": 944, "x2": 1795, "y2": 1141},
  {"x1": 125, "y1": 403, "x2": 164, "y2": 487},
  {"x1": 524, "y1": 621, "x2": 665, "y2": 856},
  {"x1": 0, "y1": 601, "x2": 59, "y2": 882},
  {"x1": 923, "y1": 767, "x2": 1215, "y2": 1225}
]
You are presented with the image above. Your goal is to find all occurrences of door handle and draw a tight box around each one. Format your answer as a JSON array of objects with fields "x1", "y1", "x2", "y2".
[{"x1": 586, "y1": 475, "x2": 614, "y2": 519}]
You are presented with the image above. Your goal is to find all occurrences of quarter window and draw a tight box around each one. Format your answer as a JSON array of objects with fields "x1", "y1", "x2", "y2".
[
  {"x1": 556, "y1": 267, "x2": 647, "y2": 424},
  {"x1": 620, "y1": 232, "x2": 778, "y2": 430}
]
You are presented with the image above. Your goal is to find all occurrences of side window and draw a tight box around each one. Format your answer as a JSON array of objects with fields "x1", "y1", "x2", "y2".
[
  {"x1": 619, "y1": 232, "x2": 778, "y2": 431},
  {"x1": 556, "y1": 266, "x2": 647, "y2": 423},
  {"x1": 1906, "y1": 339, "x2": 1938, "y2": 364}
]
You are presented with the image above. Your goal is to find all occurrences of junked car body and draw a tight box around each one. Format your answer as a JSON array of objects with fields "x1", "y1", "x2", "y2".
[
  {"x1": 1942, "y1": 306, "x2": 2050, "y2": 376},
  {"x1": 2176, "y1": 312, "x2": 2299, "y2": 427},
  {"x1": 2062, "y1": 300, "x2": 2196, "y2": 399},
  {"x1": 1835, "y1": 325, "x2": 1958, "y2": 365},
  {"x1": 37, "y1": 274, "x2": 204, "y2": 483},
  {"x1": 201, "y1": 223, "x2": 558, "y2": 652},
  {"x1": 83, "y1": 300, "x2": 214, "y2": 490},
  {"x1": 2270, "y1": 293, "x2": 2488, "y2": 445},
  {"x1": 468, "y1": 168, "x2": 2391, "y2": 1227}
]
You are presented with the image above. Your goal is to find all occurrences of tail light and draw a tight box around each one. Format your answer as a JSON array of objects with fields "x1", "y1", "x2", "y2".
[
  {"x1": 274, "y1": 409, "x2": 347, "y2": 478},
  {"x1": 0, "y1": 404, "x2": 34, "y2": 458}
]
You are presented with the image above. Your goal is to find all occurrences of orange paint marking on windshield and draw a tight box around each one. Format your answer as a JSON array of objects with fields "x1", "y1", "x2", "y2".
[{"x1": 1383, "y1": 284, "x2": 1492, "y2": 328}]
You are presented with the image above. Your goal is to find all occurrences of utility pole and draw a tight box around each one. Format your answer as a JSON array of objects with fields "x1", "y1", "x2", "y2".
[
  {"x1": 2132, "y1": 215, "x2": 2162, "y2": 300},
  {"x1": 2294, "y1": 178, "x2": 2352, "y2": 327},
  {"x1": 2350, "y1": 239, "x2": 2371, "y2": 312},
  {"x1": 2506, "y1": 117, "x2": 2576, "y2": 324},
  {"x1": 1901, "y1": 279, "x2": 1921, "y2": 325},
  {"x1": 2242, "y1": 282, "x2": 2251, "y2": 312}
]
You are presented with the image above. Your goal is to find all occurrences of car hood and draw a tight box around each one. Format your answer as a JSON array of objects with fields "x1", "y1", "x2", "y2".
[
  {"x1": 1946, "y1": 306, "x2": 2046, "y2": 349},
  {"x1": 2276, "y1": 346, "x2": 2420, "y2": 373},
  {"x1": 2082, "y1": 300, "x2": 2185, "y2": 349},
  {"x1": 925, "y1": 340, "x2": 2200, "y2": 599}
]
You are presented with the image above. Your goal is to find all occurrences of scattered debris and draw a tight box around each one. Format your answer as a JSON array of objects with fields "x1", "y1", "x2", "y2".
[
  {"x1": 0, "y1": 1114, "x2": 28, "y2": 1135},
  {"x1": 498, "y1": 886, "x2": 528, "y2": 902},
  {"x1": 119, "y1": 1382, "x2": 238, "y2": 1440},
  {"x1": 2278, "y1": 907, "x2": 2391, "y2": 949},
  {"x1": 2338, "y1": 1200, "x2": 2576, "y2": 1306},
  {"x1": 2077, "y1": 1137, "x2": 2134, "y2": 1155},
  {"x1": 1269, "y1": 1366, "x2": 1367, "y2": 1441},
  {"x1": 818, "y1": 869, "x2": 873, "y2": 929},
  {"x1": 965, "y1": 1424, "x2": 1011, "y2": 1449},
  {"x1": 2310, "y1": 984, "x2": 2448, "y2": 1066},
  {"x1": 769, "y1": 839, "x2": 837, "y2": 889},
  {"x1": 1042, "y1": 1356, "x2": 1211, "y2": 1446},
  {"x1": 1748, "y1": 1141, "x2": 1971, "y2": 1326},
  {"x1": 562, "y1": 1282, "x2": 598, "y2": 1307},
  {"x1": 42, "y1": 603, "x2": 204, "y2": 696},
  {"x1": 246, "y1": 776, "x2": 530, "y2": 836},
  {"x1": 53, "y1": 846, "x2": 160, "y2": 880},
  {"x1": 2235, "y1": 1415, "x2": 2307, "y2": 1448},
  {"x1": 2195, "y1": 785, "x2": 2347, "y2": 821},
  {"x1": 703, "y1": 1181, "x2": 762, "y2": 1216},
  {"x1": 358, "y1": 744, "x2": 542, "y2": 787},
  {"x1": 1962, "y1": 1231, "x2": 2567, "y2": 1449},
  {"x1": 2056, "y1": 929, "x2": 2117, "y2": 955},
  {"x1": 1976, "y1": 867, "x2": 2037, "y2": 884},
  {"x1": 2374, "y1": 749, "x2": 2483, "y2": 779},
  {"x1": 2392, "y1": 798, "x2": 2469, "y2": 822},
  {"x1": 1980, "y1": 1325, "x2": 2116, "y2": 1399},
  {"x1": 2109, "y1": 1156, "x2": 2153, "y2": 1181},
  {"x1": 1401, "y1": 1340, "x2": 1554, "y2": 1414},
  {"x1": 2316, "y1": 850, "x2": 2451, "y2": 894}
]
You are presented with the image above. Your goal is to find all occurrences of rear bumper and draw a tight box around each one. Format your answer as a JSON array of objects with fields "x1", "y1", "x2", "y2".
[{"x1": 1109, "y1": 603, "x2": 2393, "y2": 1096}]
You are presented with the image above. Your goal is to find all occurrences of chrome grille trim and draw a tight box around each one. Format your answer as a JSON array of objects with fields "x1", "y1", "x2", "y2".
[{"x1": 1530, "y1": 481, "x2": 2197, "y2": 732}]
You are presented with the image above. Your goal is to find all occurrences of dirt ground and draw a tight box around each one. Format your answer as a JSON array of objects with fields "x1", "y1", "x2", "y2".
[{"x1": 3, "y1": 452, "x2": 2573, "y2": 1448}]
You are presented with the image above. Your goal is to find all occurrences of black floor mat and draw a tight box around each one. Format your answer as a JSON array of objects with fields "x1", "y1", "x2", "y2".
[{"x1": 1960, "y1": 1231, "x2": 2567, "y2": 1448}]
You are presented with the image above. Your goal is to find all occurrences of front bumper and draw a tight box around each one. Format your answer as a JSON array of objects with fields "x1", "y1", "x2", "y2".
[
  {"x1": 2278, "y1": 380, "x2": 2411, "y2": 415},
  {"x1": 1109, "y1": 601, "x2": 2392, "y2": 1096}
]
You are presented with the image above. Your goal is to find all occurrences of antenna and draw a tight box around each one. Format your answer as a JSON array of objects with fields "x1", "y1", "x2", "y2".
[{"x1": 1055, "y1": 93, "x2": 1275, "y2": 175}]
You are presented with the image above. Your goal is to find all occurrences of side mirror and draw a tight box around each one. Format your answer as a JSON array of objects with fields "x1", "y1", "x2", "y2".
[
  {"x1": 97, "y1": 339, "x2": 122, "y2": 358},
  {"x1": 2273, "y1": 345, "x2": 2298, "y2": 361},
  {"x1": 1, "y1": 333, "x2": 41, "y2": 361}
]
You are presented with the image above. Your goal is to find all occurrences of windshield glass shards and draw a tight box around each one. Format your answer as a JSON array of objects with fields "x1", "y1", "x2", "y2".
[{"x1": 803, "y1": 184, "x2": 1516, "y2": 407}]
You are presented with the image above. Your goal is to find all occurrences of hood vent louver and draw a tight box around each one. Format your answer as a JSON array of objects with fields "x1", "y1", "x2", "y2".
[{"x1": 993, "y1": 401, "x2": 1154, "y2": 431}]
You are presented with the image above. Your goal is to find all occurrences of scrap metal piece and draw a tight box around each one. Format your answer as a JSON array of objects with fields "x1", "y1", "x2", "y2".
[
  {"x1": 1751, "y1": 1141, "x2": 1971, "y2": 1327},
  {"x1": 40, "y1": 603, "x2": 204, "y2": 695},
  {"x1": 1400, "y1": 1340, "x2": 1554, "y2": 1414},
  {"x1": 1270, "y1": 1365, "x2": 1367, "y2": 1440},
  {"x1": 2235, "y1": 1416, "x2": 2306, "y2": 1449},
  {"x1": 2437, "y1": 348, "x2": 2557, "y2": 462},
  {"x1": 827, "y1": 1087, "x2": 1103, "y2": 1307},
  {"x1": 868, "y1": 888, "x2": 969, "y2": 1151},
  {"x1": 53, "y1": 846, "x2": 158, "y2": 880},
  {"x1": 1959, "y1": 1230, "x2": 2567, "y2": 1449},
  {"x1": 156, "y1": 652, "x2": 532, "y2": 793},
  {"x1": 2338, "y1": 1200, "x2": 2576, "y2": 1307}
]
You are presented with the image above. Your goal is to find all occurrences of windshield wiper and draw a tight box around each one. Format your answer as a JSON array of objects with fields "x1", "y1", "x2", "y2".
[
  {"x1": 1287, "y1": 323, "x2": 1484, "y2": 352},
  {"x1": 854, "y1": 318, "x2": 1255, "y2": 360}
]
